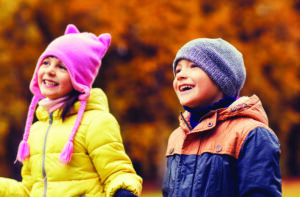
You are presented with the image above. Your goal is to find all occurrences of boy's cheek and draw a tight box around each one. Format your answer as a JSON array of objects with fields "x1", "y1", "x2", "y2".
[
  {"x1": 174, "y1": 86, "x2": 180, "y2": 97},
  {"x1": 173, "y1": 80, "x2": 178, "y2": 91}
]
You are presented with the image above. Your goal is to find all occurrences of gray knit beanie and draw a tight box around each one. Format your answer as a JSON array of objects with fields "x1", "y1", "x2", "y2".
[{"x1": 173, "y1": 38, "x2": 246, "y2": 98}]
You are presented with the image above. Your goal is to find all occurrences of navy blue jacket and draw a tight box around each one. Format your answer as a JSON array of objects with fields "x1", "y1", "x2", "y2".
[{"x1": 162, "y1": 95, "x2": 281, "y2": 197}]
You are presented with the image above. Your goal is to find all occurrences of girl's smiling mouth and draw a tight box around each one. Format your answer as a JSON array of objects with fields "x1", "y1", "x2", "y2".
[{"x1": 43, "y1": 79, "x2": 58, "y2": 87}]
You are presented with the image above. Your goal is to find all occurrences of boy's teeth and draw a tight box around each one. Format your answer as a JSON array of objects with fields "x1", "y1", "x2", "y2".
[{"x1": 180, "y1": 85, "x2": 193, "y2": 91}]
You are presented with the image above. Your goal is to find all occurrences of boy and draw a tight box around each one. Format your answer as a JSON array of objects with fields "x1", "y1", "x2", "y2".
[{"x1": 162, "y1": 38, "x2": 281, "y2": 197}]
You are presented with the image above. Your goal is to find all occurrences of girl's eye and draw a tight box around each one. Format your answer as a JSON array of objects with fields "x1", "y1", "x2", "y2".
[
  {"x1": 42, "y1": 60, "x2": 50, "y2": 66},
  {"x1": 58, "y1": 65, "x2": 67, "y2": 70}
]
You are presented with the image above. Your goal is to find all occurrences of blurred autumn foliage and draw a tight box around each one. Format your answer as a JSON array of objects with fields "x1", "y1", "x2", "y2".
[{"x1": 1, "y1": 0, "x2": 300, "y2": 184}]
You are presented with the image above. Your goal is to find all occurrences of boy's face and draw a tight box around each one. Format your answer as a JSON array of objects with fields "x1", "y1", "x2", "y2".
[
  {"x1": 38, "y1": 56, "x2": 73, "y2": 99},
  {"x1": 173, "y1": 59, "x2": 223, "y2": 109}
]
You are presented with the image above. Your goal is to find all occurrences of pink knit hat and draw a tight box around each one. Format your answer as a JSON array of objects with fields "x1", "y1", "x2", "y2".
[{"x1": 16, "y1": 24, "x2": 111, "y2": 164}]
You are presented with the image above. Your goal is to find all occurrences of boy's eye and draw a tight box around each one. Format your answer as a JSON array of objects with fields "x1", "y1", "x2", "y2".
[
  {"x1": 191, "y1": 64, "x2": 199, "y2": 68},
  {"x1": 175, "y1": 69, "x2": 181, "y2": 74}
]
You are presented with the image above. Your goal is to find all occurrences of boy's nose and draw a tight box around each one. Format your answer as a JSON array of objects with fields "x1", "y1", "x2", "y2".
[{"x1": 175, "y1": 70, "x2": 187, "y2": 80}]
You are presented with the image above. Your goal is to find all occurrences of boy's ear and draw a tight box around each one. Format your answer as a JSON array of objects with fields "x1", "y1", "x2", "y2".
[{"x1": 64, "y1": 24, "x2": 80, "y2": 35}]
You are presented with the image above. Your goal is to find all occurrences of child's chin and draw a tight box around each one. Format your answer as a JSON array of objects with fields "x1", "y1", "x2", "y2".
[{"x1": 180, "y1": 101, "x2": 193, "y2": 108}]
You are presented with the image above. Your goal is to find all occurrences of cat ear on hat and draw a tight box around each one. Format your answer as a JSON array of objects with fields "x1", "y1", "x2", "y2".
[
  {"x1": 64, "y1": 24, "x2": 80, "y2": 34},
  {"x1": 98, "y1": 33, "x2": 111, "y2": 48}
]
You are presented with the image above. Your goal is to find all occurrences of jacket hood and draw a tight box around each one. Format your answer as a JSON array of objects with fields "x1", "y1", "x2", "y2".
[
  {"x1": 36, "y1": 88, "x2": 109, "y2": 121},
  {"x1": 179, "y1": 95, "x2": 269, "y2": 132}
]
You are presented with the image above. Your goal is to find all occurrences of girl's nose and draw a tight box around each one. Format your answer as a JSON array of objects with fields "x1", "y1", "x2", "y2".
[{"x1": 45, "y1": 64, "x2": 56, "y2": 75}]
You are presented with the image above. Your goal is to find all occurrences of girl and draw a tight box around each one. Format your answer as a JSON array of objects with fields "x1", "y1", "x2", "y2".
[{"x1": 0, "y1": 24, "x2": 142, "y2": 197}]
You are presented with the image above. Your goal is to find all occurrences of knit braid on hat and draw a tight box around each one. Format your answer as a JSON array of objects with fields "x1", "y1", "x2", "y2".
[
  {"x1": 16, "y1": 24, "x2": 111, "y2": 164},
  {"x1": 173, "y1": 38, "x2": 246, "y2": 98},
  {"x1": 16, "y1": 96, "x2": 39, "y2": 162}
]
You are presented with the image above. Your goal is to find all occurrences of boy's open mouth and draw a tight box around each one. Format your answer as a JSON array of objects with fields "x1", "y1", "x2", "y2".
[{"x1": 179, "y1": 84, "x2": 194, "y2": 92}]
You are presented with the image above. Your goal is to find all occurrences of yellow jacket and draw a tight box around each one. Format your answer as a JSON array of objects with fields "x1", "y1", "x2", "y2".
[{"x1": 0, "y1": 88, "x2": 142, "y2": 197}]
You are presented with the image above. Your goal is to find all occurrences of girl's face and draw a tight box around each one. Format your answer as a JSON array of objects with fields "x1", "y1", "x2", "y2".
[
  {"x1": 173, "y1": 59, "x2": 223, "y2": 109},
  {"x1": 38, "y1": 56, "x2": 73, "y2": 99}
]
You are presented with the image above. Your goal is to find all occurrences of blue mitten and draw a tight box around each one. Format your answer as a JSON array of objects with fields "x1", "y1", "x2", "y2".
[{"x1": 114, "y1": 189, "x2": 137, "y2": 197}]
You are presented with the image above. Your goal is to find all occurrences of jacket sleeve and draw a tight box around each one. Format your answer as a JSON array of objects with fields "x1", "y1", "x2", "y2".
[
  {"x1": 85, "y1": 112, "x2": 142, "y2": 197},
  {"x1": 237, "y1": 127, "x2": 282, "y2": 197},
  {"x1": 0, "y1": 160, "x2": 33, "y2": 196}
]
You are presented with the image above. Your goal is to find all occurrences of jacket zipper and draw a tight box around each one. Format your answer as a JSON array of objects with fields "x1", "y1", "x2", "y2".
[
  {"x1": 180, "y1": 112, "x2": 192, "y2": 131},
  {"x1": 42, "y1": 113, "x2": 53, "y2": 197},
  {"x1": 180, "y1": 111, "x2": 202, "y2": 197}
]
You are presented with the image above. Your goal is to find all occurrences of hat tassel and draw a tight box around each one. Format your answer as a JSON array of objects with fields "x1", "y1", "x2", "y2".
[
  {"x1": 16, "y1": 140, "x2": 30, "y2": 162},
  {"x1": 15, "y1": 96, "x2": 40, "y2": 163},
  {"x1": 59, "y1": 100, "x2": 86, "y2": 164},
  {"x1": 59, "y1": 140, "x2": 74, "y2": 164}
]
